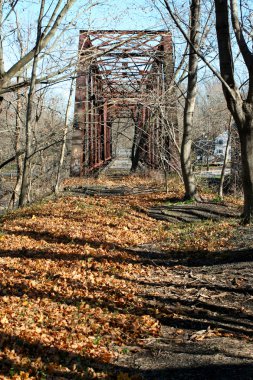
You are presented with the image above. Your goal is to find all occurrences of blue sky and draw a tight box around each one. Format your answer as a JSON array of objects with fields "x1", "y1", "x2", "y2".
[
  {"x1": 2, "y1": 0, "x2": 170, "y2": 72},
  {"x1": 73, "y1": 0, "x2": 167, "y2": 31},
  {"x1": 4, "y1": 0, "x2": 241, "y2": 108},
  {"x1": 45, "y1": 0, "x2": 171, "y2": 104}
]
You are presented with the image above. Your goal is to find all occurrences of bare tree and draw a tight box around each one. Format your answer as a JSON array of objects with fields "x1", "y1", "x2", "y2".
[
  {"x1": 18, "y1": 0, "x2": 46, "y2": 206},
  {"x1": 158, "y1": 0, "x2": 253, "y2": 221},
  {"x1": 214, "y1": 0, "x2": 253, "y2": 223},
  {"x1": 0, "y1": 0, "x2": 77, "y2": 97},
  {"x1": 180, "y1": 0, "x2": 201, "y2": 200},
  {"x1": 54, "y1": 78, "x2": 74, "y2": 194},
  {"x1": 157, "y1": 0, "x2": 215, "y2": 200}
]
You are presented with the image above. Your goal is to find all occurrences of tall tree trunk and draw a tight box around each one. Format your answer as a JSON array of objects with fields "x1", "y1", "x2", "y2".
[
  {"x1": 219, "y1": 116, "x2": 232, "y2": 198},
  {"x1": 19, "y1": 0, "x2": 45, "y2": 206},
  {"x1": 131, "y1": 128, "x2": 145, "y2": 172},
  {"x1": 131, "y1": 106, "x2": 145, "y2": 172},
  {"x1": 54, "y1": 78, "x2": 74, "y2": 194},
  {"x1": 238, "y1": 115, "x2": 253, "y2": 223},
  {"x1": 10, "y1": 14, "x2": 26, "y2": 208},
  {"x1": 181, "y1": 0, "x2": 200, "y2": 200},
  {"x1": 230, "y1": 125, "x2": 241, "y2": 193},
  {"x1": 214, "y1": 0, "x2": 253, "y2": 223},
  {"x1": 0, "y1": 0, "x2": 4, "y2": 78},
  {"x1": 11, "y1": 78, "x2": 23, "y2": 207}
]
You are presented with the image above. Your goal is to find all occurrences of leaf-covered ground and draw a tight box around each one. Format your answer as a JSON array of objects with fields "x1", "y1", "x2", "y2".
[{"x1": 0, "y1": 176, "x2": 252, "y2": 379}]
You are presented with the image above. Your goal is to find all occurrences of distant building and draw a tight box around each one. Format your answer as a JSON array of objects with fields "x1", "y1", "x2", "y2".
[
  {"x1": 194, "y1": 136, "x2": 214, "y2": 163},
  {"x1": 213, "y1": 131, "x2": 231, "y2": 160}
]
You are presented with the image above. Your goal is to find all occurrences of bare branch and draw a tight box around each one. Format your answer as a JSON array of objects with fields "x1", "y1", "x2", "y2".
[
  {"x1": 230, "y1": 0, "x2": 253, "y2": 71},
  {"x1": 161, "y1": 0, "x2": 236, "y2": 100}
]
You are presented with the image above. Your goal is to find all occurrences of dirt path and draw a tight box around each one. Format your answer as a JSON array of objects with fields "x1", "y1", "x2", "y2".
[
  {"x1": 115, "y1": 232, "x2": 253, "y2": 379},
  {"x1": 63, "y1": 183, "x2": 253, "y2": 379}
]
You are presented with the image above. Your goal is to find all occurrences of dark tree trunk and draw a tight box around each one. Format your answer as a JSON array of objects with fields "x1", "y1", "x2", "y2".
[
  {"x1": 131, "y1": 105, "x2": 146, "y2": 172},
  {"x1": 214, "y1": 0, "x2": 253, "y2": 223},
  {"x1": 131, "y1": 129, "x2": 145, "y2": 172},
  {"x1": 238, "y1": 115, "x2": 253, "y2": 223}
]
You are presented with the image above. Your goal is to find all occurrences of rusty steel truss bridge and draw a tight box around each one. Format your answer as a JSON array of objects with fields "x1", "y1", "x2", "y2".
[{"x1": 71, "y1": 30, "x2": 178, "y2": 176}]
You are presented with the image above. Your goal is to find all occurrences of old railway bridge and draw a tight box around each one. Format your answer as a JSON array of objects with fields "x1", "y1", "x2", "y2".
[{"x1": 71, "y1": 30, "x2": 178, "y2": 177}]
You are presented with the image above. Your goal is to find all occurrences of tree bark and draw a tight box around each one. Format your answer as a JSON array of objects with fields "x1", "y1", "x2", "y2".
[
  {"x1": 214, "y1": 0, "x2": 253, "y2": 223},
  {"x1": 0, "y1": 0, "x2": 4, "y2": 78},
  {"x1": 131, "y1": 106, "x2": 145, "y2": 172},
  {"x1": 219, "y1": 117, "x2": 232, "y2": 198},
  {"x1": 238, "y1": 112, "x2": 253, "y2": 223},
  {"x1": 11, "y1": 78, "x2": 23, "y2": 207},
  {"x1": 180, "y1": 0, "x2": 200, "y2": 200},
  {"x1": 54, "y1": 78, "x2": 74, "y2": 194}
]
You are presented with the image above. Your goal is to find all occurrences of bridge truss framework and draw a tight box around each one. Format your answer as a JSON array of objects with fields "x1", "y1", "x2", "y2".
[{"x1": 71, "y1": 30, "x2": 178, "y2": 176}]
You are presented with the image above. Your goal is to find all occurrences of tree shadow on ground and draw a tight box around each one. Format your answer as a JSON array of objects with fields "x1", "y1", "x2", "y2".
[
  {"x1": 1, "y1": 243, "x2": 253, "y2": 337},
  {"x1": 2, "y1": 225, "x2": 253, "y2": 378},
  {"x1": 137, "y1": 363, "x2": 253, "y2": 380},
  {"x1": 144, "y1": 293, "x2": 253, "y2": 335},
  {"x1": 0, "y1": 272, "x2": 145, "y2": 317},
  {"x1": 1, "y1": 261, "x2": 252, "y2": 340},
  {"x1": 124, "y1": 246, "x2": 253, "y2": 268},
  {"x1": 0, "y1": 330, "x2": 123, "y2": 379},
  {"x1": 2, "y1": 227, "x2": 253, "y2": 268},
  {"x1": 1, "y1": 331, "x2": 253, "y2": 380}
]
